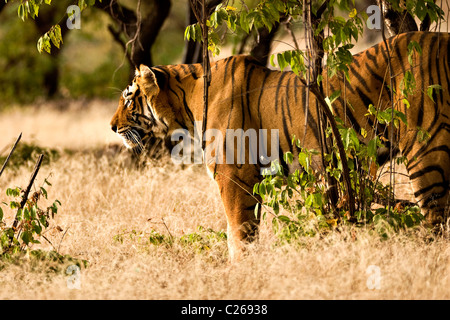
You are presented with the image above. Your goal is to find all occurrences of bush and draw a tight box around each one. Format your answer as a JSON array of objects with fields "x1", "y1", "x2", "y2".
[
  {"x1": 253, "y1": 139, "x2": 425, "y2": 243},
  {"x1": 0, "y1": 180, "x2": 61, "y2": 256},
  {"x1": 0, "y1": 141, "x2": 60, "y2": 170}
]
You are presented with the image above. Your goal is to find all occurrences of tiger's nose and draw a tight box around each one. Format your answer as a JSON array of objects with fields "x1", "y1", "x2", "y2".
[{"x1": 111, "y1": 125, "x2": 117, "y2": 133}]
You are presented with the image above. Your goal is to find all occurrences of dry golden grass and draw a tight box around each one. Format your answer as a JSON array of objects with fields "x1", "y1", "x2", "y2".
[{"x1": 0, "y1": 100, "x2": 449, "y2": 300}]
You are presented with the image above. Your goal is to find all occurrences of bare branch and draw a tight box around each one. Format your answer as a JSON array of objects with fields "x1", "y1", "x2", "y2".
[{"x1": 0, "y1": 133, "x2": 22, "y2": 178}]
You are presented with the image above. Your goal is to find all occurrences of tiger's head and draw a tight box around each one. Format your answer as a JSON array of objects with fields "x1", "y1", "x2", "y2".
[{"x1": 110, "y1": 65, "x2": 173, "y2": 154}]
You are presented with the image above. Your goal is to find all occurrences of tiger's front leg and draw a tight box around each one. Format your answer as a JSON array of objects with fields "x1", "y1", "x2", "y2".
[{"x1": 208, "y1": 163, "x2": 261, "y2": 262}]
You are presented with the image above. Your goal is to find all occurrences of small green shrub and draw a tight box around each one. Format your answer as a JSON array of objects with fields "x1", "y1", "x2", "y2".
[
  {"x1": 0, "y1": 249, "x2": 88, "y2": 273},
  {"x1": 0, "y1": 174, "x2": 88, "y2": 273},
  {"x1": 180, "y1": 226, "x2": 227, "y2": 253},
  {"x1": 0, "y1": 179, "x2": 61, "y2": 256},
  {"x1": 114, "y1": 226, "x2": 227, "y2": 254},
  {"x1": 254, "y1": 139, "x2": 425, "y2": 244},
  {"x1": 0, "y1": 141, "x2": 60, "y2": 170}
]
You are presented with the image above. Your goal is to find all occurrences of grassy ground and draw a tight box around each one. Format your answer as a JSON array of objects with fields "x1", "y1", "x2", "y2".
[{"x1": 0, "y1": 101, "x2": 449, "y2": 300}]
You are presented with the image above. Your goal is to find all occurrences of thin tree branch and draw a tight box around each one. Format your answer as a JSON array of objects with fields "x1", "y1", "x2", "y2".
[
  {"x1": 9, "y1": 154, "x2": 44, "y2": 244},
  {"x1": 0, "y1": 133, "x2": 22, "y2": 178},
  {"x1": 379, "y1": 0, "x2": 396, "y2": 213}
]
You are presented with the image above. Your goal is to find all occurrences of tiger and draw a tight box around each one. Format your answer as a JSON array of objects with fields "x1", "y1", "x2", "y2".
[{"x1": 111, "y1": 31, "x2": 449, "y2": 261}]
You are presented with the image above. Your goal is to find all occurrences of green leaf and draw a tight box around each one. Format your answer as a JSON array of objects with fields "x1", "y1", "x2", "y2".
[
  {"x1": 402, "y1": 98, "x2": 411, "y2": 109},
  {"x1": 10, "y1": 201, "x2": 20, "y2": 210},
  {"x1": 226, "y1": 14, "x2": 237, "y2": 31},
  {"x1": 184, "y1": 26, "x2": 190, "y2": 41},
  {"x1": 417, "y1": 127, "x2": 430, "y2": 143},
  {"x1": 313, "y1": 193, "x2": 323, "y2": 207},
  {"x1": 415, "y1": 0, "x2": 428, "y2": 20},
  {"x1": 240, "y1": 10, "x2": 249, "y2": 33},
  {"x1": 368, "y1": 138, "x2": 377, "y2": 159},
  {"x1": 253, "y1": 183, "x2": 260, "y2": 195},
  {"x1": 40, "y1": 187, "x2": 48, "y2": 199},
  {"x1": 51, "y1": 201, "x2": 59, "y2": 215},
  {"x1": 23, "y1": 207, "x2": 30, "y2": 220},
  {"x1": 270, "y1": 54, "x2": 276, "y2": 68},
  {"x1": 348, "y1": 128, "x2": 359, "y2": 151},
  {"x1": 394, "y1": 110, "x2": 407, "y2": 126},
  {"x1": 54, "y1": 25, "x2": 63, "y2": 47},
  {"x1": 305, "y1": 194, "x2": 314, "y2": 207},
  {"x1": 333, "y1": 16, "x2": 347, "y2": 26},
  {"x1": 217, "y1": 8, "x2": 228, "y2": 22},
  {"x1": 6, "y1": 187, "x2": 20, "y2": 197},
  {"x1": 31, "y1": 205, "x2": 37, "y2": 219},
  {"x1": 407, "y1": 40, "x2": 422, "y2": 65},
  {"x1": 273, "y1": 201, "x2": 279, "y2": 215},
  {"x1": 273, "y1": 0, "x2": 285, "y2": 12},
  {"x1": 0, "y1": 207, "x2": 3, "y2": 221},
  {"x1": 254, "y1": 203, "x2": 260, "y2": 219},
  {"x1": 33, "y1": 222, "x2": 42, "y2": 235},
  {"x1": 283, "y1": 152, "x2": 294, "y2": 164},
  {"x1": 342, "y1": 128, "x2": 350, "y2": 149},
  {"x1": 32, "y1": 1, "x2": 39, "y2": 18},
  {"x1": 78, "y1": 0, "x2": 87, "y2": 11},
  {"x1": 404, "y1": 215, "x2": 414, "y2": 228},
  {"x1": 329, "y1": 90, "x2": 341, "y2": 104},
  {"x1": 427, "y1": 84, "x2": 442, "y2": 103},
  {"x1": 277, "y1": 215, "x2": 291, "y2": 223},
  {"x1": 259, "y1": 182, "x2": 266, "y2": 195},
  {"x1": 21, "y1": 231, "x2": 31, "y2": 245},
  {"x1": 37, "y1": 34, "x2": 51, "y2": 53},
  {"x1": 298, "y1": 152, "x2": 309, "y2": 172},
  {"x1": 190, "y1": 24, "x2": 196, "y2": 41},
  {"x1": 283, "y1": 50, "x2": 292, "y2": 65},
  {"x1": 277, "y1": 53, "x2": 287, "y2": 71},
  {"x1": 361, "y1": 127, "x2": 367, "y2": 138},
  {"x1": 39, "y1": 214, "x2": 47, "y2": 227},
  {"x1": 18, "y1": 3, "x2": 25, "y2": 20}
]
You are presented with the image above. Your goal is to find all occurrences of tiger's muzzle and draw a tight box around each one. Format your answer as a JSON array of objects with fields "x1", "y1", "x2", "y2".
[{"x1": 112, "y1": 126, "x2": 150, "y2": 154}]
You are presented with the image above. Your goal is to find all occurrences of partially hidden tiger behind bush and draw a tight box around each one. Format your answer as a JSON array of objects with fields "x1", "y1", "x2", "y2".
[{"x1": 111, "y1": 31, "x2": 450, "y2": 262}]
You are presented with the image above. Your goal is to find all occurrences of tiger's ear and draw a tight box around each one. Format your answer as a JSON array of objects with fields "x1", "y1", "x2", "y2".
[{"x1": 137, "y1": 64, "x2": 159, "y2": 96}]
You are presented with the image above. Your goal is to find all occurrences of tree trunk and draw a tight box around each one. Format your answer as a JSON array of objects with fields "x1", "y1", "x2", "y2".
[
  {"x1": 250, "y1": 23, "x2": 280, "y2": 66},
  {"x1": 377, "y1": 0, "x2": 418, "y2": 36},
  {"x1": 183, "y1": 0, "x2": 223, "y2": 64},
  {"x1": 95, "y1": 0, "x2": 171, "y2": 78}
]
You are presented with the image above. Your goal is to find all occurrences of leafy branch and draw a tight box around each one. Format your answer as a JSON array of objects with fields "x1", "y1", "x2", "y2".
[
  {"x1": 6, "y1": 0, "x2": 102, "y2": 53},
  {"x1": 1, "y1": 135, "x2": 62, "y2": 257}
]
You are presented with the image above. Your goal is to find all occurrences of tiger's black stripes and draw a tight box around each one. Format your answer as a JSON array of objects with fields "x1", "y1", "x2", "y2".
[
  {"x1": 223, "y1": 56, "x2": 234, "y2": 85},
  {"x1": 187, "y1": 64, "x2": 200, "y2": 80},
  {"x1": 111, "y1": 32, "x2": 450, "y2": 262},
  {"x1": 178, "y1": 85, "x2": 195, "y2": 125},
  {"x1": 365, "y1": 50, "x2": 379, "y2": 69},
  {"x1": 274, "y1": 72, "x2": 289, "y2": 113},
  {"x1": 285, "y1": 77, "x2": 293, "y2": 127},
  {"x1": 256, "y1": 69, "x2": 270, "y2": 129},
  {"x1": 349, "y1": 64, "x2": 371, "y2": 93},
  {"x1": 245, "y1": 61, "x2": 256, "y2": 123}
]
